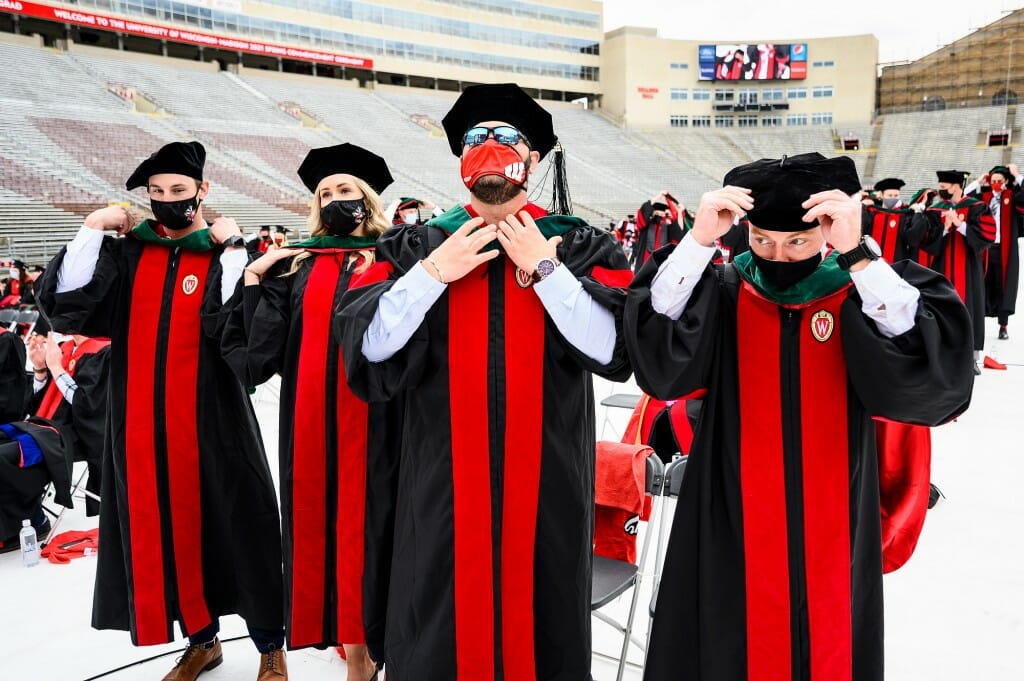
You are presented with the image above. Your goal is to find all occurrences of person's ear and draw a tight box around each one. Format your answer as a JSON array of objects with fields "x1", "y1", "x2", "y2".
[
  {"x1": 527, "y1": 149, "x2": 541, "y2": 174},
  {"x1": 197, "y1": 180, "x2": 210, "y2": 201}
]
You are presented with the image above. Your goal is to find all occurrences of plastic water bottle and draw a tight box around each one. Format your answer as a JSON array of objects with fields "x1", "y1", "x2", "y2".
[{"x1": 19, "y1": 520, "x2": 39, "y2": 568}]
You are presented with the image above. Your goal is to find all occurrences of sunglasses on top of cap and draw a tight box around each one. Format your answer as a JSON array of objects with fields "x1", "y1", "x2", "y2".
[{"x1": 462, "y1": 125, "x2": 530, "y2": 148}]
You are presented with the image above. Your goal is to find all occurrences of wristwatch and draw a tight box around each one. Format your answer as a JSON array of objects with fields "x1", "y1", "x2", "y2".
[
  {"x1": 222, "y1": 235, "x2": 246, "y2": 249},
  {"x1": 836, "y1": 235, "x2": 881, "y2": 270},
  {"x1": 531, "y1": 257, "x2": 561, "y2": 283}
]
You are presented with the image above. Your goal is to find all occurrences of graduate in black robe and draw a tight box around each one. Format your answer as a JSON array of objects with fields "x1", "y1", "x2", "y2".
[
  {"x1": 0, "y1": 328, "x2": 70, "y2": 550},
  {"x1": 221, "y1": 143, "x2": 401, "y2": 679},
  {"x1": 37, "y1": 141, "x2": 287, "y2": 679},
  {"x1": 967, "y1": 164, "x2": 1024, "y2": 339},
  {"x1": 920, "y1": 170, "x2": 995, "y2": 366},
  {"x1": 632, "y1": 192, "x2": 690, "y2": 271},
  {"x1": 861, "y1": 178, "x2": 932, "y2": 263},
  {"x1": 336, "y1": 84, "x2": 632, "y2": 681},
  {"x1": 626, "y1": 153, "x2": 974, "y2": 681},
  {"x1": 28, "y1": 333, "x2": 110, "y2": 517}
]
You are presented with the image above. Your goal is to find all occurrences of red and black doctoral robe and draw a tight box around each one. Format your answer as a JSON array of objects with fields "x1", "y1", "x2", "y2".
[
  {"x1": 860, "y1": 203, "x2": 931, "y2": 264},
  {"x1": 221, "y1": 246, "x2": 401, "y2": 657},
  {"x1": 921, "y1": 198, "x2": 995, "y2": 351},
  {"x1": 37, "y1": 220, "x2": 283, "y2": 646},
  {"x1": 30, "y1": 337, "x2": 110, "y2": 516},
  {"x1": 858, "y1": 207, "x2": 937, "y2": 573},
  {"x1": 633, "y1": 199, "x2": 688, "y2": 272},
  {"x1": 969, "y1": 184, "x2": 1023, "y2": 320},
  {"x1": 625, "y1": 249, "x2": 974, "y2": 681},
  {"x1": 336, "y1": 204, "x2": 632, "y2": 681}
]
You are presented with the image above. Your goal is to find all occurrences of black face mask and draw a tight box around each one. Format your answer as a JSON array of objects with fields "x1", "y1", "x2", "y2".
[
  {"x1": 938, "y1": 188, "x2": 954, "y2": 201},
  {"x1": 320, "y1": 199, "x2": 367, "y2": 236},
  {"x1": 151, "y1": 193, "x2": 201, "y2": 231},
  {"x1": 750, "y1": 250, "x2": 823, "y2": 290}
]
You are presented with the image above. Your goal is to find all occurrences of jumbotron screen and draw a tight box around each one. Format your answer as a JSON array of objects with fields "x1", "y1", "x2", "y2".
[{"x1": 698, "y1": 43, "x2": 808, "y2": 81}]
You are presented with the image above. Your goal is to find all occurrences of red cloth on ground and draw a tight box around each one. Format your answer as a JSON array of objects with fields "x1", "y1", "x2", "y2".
[
  {"x1": 40, "y1": 528, "x2": 99, "y2": 564},
  {"x1": 876, "y1": 420, "x2": 932, "y2": 573},
  {"x1": 594, "y1": 441, "x2": 651, "y2": 563}
]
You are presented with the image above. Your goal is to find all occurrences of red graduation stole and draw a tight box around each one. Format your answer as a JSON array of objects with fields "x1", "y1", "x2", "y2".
[{"x1": 35, "y1": 337, "x2": 110, "y2": 420}]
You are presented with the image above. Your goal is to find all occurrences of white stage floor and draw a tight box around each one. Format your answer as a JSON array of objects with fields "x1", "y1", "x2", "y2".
[{"x1": 3, "y1": 311, "x2": 1022, "y2": 681}]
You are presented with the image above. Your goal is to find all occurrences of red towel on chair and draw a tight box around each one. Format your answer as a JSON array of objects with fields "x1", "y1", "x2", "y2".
[
  {"x1": 876, "y1": 420, "x2": 932, "y2": 573},
  {"x1": 594, "y1": 441, "x2": 651, "y2": 563}
]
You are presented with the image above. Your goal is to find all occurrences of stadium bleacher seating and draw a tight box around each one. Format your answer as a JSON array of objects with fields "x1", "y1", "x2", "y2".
[{"x1": 2, "y1": 38, "x2": 1022, "y2": 263}]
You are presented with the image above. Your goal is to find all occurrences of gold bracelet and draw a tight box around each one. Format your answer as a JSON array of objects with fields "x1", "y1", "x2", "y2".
[{"x1": 424, "y1": 257, "x2": 445, "y2": 284}]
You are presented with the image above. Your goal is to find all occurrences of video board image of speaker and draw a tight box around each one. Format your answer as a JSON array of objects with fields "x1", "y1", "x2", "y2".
[{"x1": 698, "y1": 43, "x2": 808, "y2": 81}]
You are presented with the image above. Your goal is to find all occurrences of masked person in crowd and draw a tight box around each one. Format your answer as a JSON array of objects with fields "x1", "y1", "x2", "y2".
[
  {"x1": 222, "y1": 144, "x2": 401, "y2": 681},
  {"x1": 335, "y1": 83, "x2": 632, "y2": 681},
  {"x1": 966, "y1": 164, "x2": 1024, "y2": 340},
  {"x1": 632, "y1": 191, "x2": 690, "y2": 272},
  {"x1": 388, "y1": 197, "x2": 443, "y2": 227},
  {"x1": 919, "y1": 170, "x2": 995, "y2": 373},
  {"x1": 28, "y1": 332, "x2": 110, "y2": 517},
  {"x1": 861, "y1": 177, "x2": 933, "y2": 264},
  {"x1": 625, "y1": 153, "x2": 974, "y2": 681},
  {"x1": 37, "y1": 141, "x2": 286, "y2": 681}
]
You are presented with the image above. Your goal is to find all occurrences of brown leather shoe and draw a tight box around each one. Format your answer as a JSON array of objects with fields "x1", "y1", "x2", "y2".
[
  {"x1": 162, "y1": 638, "x2": 223, "y2": 681},
  {"x1": 257, "y1": 648, "x2": 288, "y2": 680}
]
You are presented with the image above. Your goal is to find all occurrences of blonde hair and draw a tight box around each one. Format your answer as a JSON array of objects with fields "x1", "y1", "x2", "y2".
[{"x1": 287, "y1": 175, "x2": 389, "y2": 276}]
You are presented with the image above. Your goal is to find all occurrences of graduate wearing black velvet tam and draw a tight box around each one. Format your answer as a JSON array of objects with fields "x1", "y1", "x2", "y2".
[
  {"x1": 125, "y1": 141, "x2": 205, "y2": 190},
  {"x1": 873, "y1": 177, "x2": 905, "y2": 193},
  {"x1": 335, "y1": 79, "x2": 633, "y2": 681},
  {"x1": 723, "y1": 152, "x2": 861, "y2": 232},
  {"x1": 936, "y1": 169, "x2": 968, "y2": 187},
  {"x1": 296, "y1": 143, "x2": 394, "y2": 195},
  {"x1": 625, "y1": 150, "x2": 975, "y2": 681},
  {"x1": 220, "y1": 138, "x2": 399, "y2": 669},
  {"x1": 440, "y1": 82, "x2": 557, "y2": 158}
]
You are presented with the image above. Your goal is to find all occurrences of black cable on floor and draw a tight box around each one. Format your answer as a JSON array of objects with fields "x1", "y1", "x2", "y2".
[{"x1": 81, "y1": 635, "x2": 249, "y2": 681}]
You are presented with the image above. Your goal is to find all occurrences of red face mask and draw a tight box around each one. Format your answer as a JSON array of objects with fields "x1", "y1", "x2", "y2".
[
  {"x1": 991, "y1": 181, "x2": 1005, "y2": 193},
  {"x1": 460, "y1": 140, "x2": 528, "y2": 190}
]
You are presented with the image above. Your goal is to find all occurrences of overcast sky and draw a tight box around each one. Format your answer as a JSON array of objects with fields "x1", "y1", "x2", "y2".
[{"x1": 602, "y1": 1, "x2": 1022, "y2": 63}]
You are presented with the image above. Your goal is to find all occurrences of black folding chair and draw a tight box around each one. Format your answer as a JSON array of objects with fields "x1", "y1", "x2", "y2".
[
  {"x1": 0, "y1": 309, "x2": 16, "y2": 328},
  {"x1": 648, "y1": 455, "x2": 688, "y2": 628},
  {"x1": 591, "y1": 450, "x2": 665, "y2": 681},
  {"x1": 15, "y1": 309, "x2": 39, "y2": 336}
]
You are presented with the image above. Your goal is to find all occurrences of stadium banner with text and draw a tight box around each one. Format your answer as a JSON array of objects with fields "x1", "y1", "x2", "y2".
[
  {"x1": 698, "y1": 43, "x2": 807, "y2": 81},
  {"x1": 0, "y1": 0, "x2": 374, "y2": 68}
]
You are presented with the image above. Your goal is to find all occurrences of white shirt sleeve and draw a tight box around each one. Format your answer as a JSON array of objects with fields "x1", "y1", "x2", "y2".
[
  {"x1": 532, "y1": 264, "x2": 616, "y2": 365},
  {"x1": 56, "y1": 226, "x2": 105, "y2": 293},
  {"x1": 649, "y1": 232, "x2": 719, "y2": 320},
  {"x1": 219, "y1": 248, "x2": 248, "y2": 304},
  {"x1": 362, "y1": 262, "x2": 447, "y2": 362},
  {"x1": 849, "y1": 260, "x2": 920, "y2": 338},
  {"x1": 33, "y1": 377, "x2": 47, "y2": 394}
]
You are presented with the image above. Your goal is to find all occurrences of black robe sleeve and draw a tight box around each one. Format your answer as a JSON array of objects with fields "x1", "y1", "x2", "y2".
[
  {"x1": 624, "y1": 245, "x2": 727, "y2": 400},
  {"x1": 963, "y1": 201, "x2": 995, "y2": 254},
  {"x1": 902, "y1": 211, "x2": 933, "y2": 252},
  {"x1": 919, "y1": 210, "x2": 948, "y2": 258},
  {"x1": 221, "y1": 260, "x2": 293, "y2": 389},
  {"x1": 552, "y1": 226, "x2": 633, "y2": 382},
  {"x1": 335, "y1": 226, "x2": 433, "y2": 403},
  {"x1": 0, "y1": 332, "x2": 28, "y2": 423},
  {"x1": 841, "y1": 260, "x2": 973, "y2": 426},
  {"x1": 65, "y1": 348, "x2": 111, "y2": 456},
  {"x1": 37, "y1": 237, "x2": 124, "y2": 338}
]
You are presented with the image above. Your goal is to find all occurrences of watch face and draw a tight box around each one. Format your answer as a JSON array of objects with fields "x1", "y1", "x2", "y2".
[
  {"x1": 536, "y1": 259, "x2": 556, "y2": 278},
  {"x1": 863, "y1": 235, "x2": 882, "y2": 258}
]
